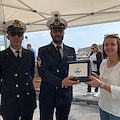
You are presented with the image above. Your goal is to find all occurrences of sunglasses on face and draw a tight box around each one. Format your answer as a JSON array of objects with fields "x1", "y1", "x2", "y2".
[
  {"x1": 104, "y1": 34, "x2": 119, "y2": 39},
  {"x1": 91, "y1": 48, "x2": 95, "y2": 50},
  {"x1": 9, "y1": 32, "x2": 23, "y2": 37}
]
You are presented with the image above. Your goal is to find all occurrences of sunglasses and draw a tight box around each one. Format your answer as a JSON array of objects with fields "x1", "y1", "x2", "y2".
[
  {"x1": 104, "y1": 34, "x2": 119, "y2": 39},
  {"x1": 91, "y1": 48, "x2": 95, "y2": 50},
  {"x1": 9, "y1": 32, "x2": 23, "y2": 37}
]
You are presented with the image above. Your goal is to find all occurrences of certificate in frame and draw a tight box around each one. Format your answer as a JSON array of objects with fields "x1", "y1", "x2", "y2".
[{"x1": 67, "y1": 60, "x2": 91, "y2": 82}]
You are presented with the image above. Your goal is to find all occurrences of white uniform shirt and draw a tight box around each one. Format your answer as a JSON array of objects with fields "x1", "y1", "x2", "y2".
[
  {"x1": 99, "y1": 60, "x2": 120, "y2": 117},
  {"x1": 52, "y1": 41, "x2": 63, "y2": 58},
  {"x1": 89, "y1": 52, "x2": 97, "y2": 71},
  {"x1": 10, "y1": 46, "x2": 22, "y2": 58}
]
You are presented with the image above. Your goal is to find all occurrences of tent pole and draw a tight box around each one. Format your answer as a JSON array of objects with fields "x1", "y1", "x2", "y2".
[{"x1": 4, "y1": 34, "x2": 7, "y2": 49}]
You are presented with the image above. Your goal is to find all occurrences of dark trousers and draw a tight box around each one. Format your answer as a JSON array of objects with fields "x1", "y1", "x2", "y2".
[
  {"x1": 40, "y1": 102, "x2": 71, "y2": 120},
  {"x1": 87, "y1": 85, "x2": 98, "y2": 92},
  {"x1": 3, "y1": 112, "x2": 34, "y2": 120},
  {"x1": 87, "y1": 71, "x2": 99, "y2": 92}
]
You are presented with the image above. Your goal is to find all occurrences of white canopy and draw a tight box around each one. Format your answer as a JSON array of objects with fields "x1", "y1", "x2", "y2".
[{"x1": 0, "y1": 0, "x2": 120, "y2": 35}]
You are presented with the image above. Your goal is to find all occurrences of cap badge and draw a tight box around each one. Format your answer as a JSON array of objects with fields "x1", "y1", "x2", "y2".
[
  {"x1": 13, "y1": 20, "x2": 21, "y2": 28},
  {"x1": 54, "y1": 18, "x2": 60, "y2": 26}
]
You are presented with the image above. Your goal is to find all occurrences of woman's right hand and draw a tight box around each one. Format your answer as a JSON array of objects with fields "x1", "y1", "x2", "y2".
[
  {"x1": 91, "y1": 72, "x2": 99, "y2": 79},
  {"x1": 85, "y1": 75, "x2": 102, "y2": 88}
]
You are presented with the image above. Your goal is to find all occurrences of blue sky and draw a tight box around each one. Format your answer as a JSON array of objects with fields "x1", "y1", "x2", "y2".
[{"x1": 1, "y1": 21, "x2": 120, "y2": 55}]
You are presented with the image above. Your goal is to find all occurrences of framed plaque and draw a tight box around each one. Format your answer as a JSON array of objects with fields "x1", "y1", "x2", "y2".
[{"x1": 67, "y1": 60, "x2": 91, "y2": 82}]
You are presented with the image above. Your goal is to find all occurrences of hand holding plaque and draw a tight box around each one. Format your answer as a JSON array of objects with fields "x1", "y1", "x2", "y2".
[
  {"x1": 67, "y1": 60, "x2": 92, "y2": 82},
  {"x1": 62, "y1": 76, "x2": 80, "y2": 88}
]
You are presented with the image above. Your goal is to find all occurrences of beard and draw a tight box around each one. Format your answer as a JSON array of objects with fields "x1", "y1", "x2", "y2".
[{"x1": 52, "y1": 35, "x2": 63, "y2": 43}]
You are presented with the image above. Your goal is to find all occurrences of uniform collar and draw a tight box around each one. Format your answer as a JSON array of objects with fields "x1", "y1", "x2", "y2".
[
  {"x1": 10, "y1": 46, "x2": 22, "y2": 57},
  {"x1": 52, "y1": 41, "x2": 63, "y2": 49}
]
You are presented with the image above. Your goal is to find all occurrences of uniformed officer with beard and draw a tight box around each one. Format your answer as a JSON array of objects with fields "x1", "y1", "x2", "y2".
[{"x1": 37, "y1": 17, "x2": 80, "y2": 120}]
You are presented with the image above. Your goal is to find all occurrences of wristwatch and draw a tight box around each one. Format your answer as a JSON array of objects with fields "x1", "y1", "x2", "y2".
[{"x1": 100, "y1": 82, "x2": 104, "y2": 88}]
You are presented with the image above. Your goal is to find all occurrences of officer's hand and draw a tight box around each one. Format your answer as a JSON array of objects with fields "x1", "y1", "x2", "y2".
[{"x1": 62, "y1": 76, "x2": 80, "y2": 87}]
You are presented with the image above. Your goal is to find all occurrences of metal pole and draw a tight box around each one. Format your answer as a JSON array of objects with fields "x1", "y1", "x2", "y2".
[{"x1": 4, "y1": 34, "x2": 7, "y2": 49}]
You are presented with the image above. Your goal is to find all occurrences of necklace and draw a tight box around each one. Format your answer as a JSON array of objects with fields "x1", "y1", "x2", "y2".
[
  {"x1": 102, "y1": 66, "x2": 113, "y2": 82},
  {"x1": 107, "y1": 59, "x2": 120, "y2": 68},
  {"x1": 101, "y1": 60, "x2": 120, "y2": 83}
]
